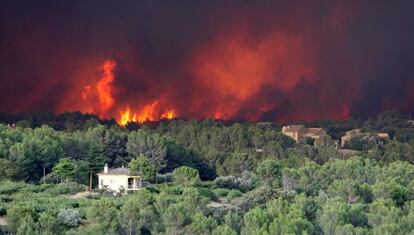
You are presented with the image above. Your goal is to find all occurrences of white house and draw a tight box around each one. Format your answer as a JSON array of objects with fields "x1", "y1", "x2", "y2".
[{"x1": 97, "y1": 164, "x2": 142, "y2": 192}]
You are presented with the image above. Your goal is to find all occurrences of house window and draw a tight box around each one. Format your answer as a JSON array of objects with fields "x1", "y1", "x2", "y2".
[{"x1": 100, "y1": 179, "x2": 103, "y2": 185}]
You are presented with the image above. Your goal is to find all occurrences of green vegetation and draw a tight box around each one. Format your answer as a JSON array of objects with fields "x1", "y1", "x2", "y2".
[{"x1": 0, "y1": 110, "x2": 414, "y2": 234}]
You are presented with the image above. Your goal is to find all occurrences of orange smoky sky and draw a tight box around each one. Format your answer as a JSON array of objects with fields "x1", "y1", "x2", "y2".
[{"x1": 1, "y1": 0, "x2": 414, "y2": 124}]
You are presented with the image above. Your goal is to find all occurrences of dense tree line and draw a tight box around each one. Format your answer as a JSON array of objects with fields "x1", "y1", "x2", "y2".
[
  {"x1": 1, "y1": 110, "x2": 414, "y2": 234},
  {"x1": 1, "y1": 157, "x2": 414, "y2": 234}
]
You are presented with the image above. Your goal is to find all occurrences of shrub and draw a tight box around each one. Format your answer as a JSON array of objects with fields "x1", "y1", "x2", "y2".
[
  {"x1": 0, "y1": 181, "x2": 26, "y2": 195},
  {"x1": 172, "y1": 166, "x2": 200, "y2": 187},
  {"x1": 0, "y1": 203, "x2": 6, "y2": 216},
  {"x1": 6, "y1": 203, "x2": 37, "y2": 232},
  {"x1": 213, "y1": 171, "x2": 258, "y2": 192},
  {"x1": 44, "y1": 184, "x2": 70, "y2": 196},
  {"x1": 86, "y1": 194, "x2": 101, "y2": 200},
  {"x1": 40, "y1": 173, "x2": 60, "y2": 184},
  {"x1": 145, "y1": 186, "x2": 161, "y2": 194},
  {"x1": 40, "y1": 183, "x2": 53, "y2": 192},
  {"x1": 57, "y1": 208, "x2": 81, "y2": 227},
  {"x1": 156, "y1": 173, "x2": 173, "y2": 183},
  {"x1": 214, "y1": 188, "x2": 230, "y2": 197},
  {"x1": 67, "y1": 182, "x2": 87, "y2": 195},
  {"x1": 238, "y1": 171, "x2": 259, "y2": 192},
  {"x1": 213, "y1": 176, "x2": 239, "y2": 189},
  {"x1": 227, "y1": 190, "x2": 243, "y2": 199},
  {"x1": 172, "y1": 185, "x2": 184, "y2": 195},
  {"x1": 198, "y1": 187, "x2": 218, "y2": 201},
  {"x1": 0, "y1": 195, "x2": 13, "y2": 203}
]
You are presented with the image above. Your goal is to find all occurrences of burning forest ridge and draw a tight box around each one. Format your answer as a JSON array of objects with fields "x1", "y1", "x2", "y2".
[{"x1": 1, "y1": 1, "x2": 414, "y2": 123}]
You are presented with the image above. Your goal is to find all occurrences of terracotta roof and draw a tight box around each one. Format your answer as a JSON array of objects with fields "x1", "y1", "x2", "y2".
[
  {"x1": 345, "y1": 129, "x2": 361, "y2": 135},
  {"x1": 282, "y1": 125, "x2": 304, "y2": 133},
  {"x1": 98, "y1": 167, "x2": 129, "y2": 175},
  {"x1": 377, "y1": 133, "x2": 390, "y2": 138},
  {"x1": 304, "y1": 128, "x2": 326, "y2": 135}
]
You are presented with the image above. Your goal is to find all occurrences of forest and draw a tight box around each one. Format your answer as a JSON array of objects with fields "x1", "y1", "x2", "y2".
[{"x1": 1, "y1": 110, "x2": 414, "y2": 234}]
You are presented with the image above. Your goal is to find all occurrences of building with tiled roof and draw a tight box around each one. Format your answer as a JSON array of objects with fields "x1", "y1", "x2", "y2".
[
  {"x1": 282, "y1": 125, "x2": 330, "y2": 145},
  {"x1": 341, "y1": 129, "x2": 390, "y2": 147}
]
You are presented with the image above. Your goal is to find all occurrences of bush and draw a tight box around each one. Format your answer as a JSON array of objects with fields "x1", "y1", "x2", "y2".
[
  {"x1": 0, "y1": 204, "x2": 6, "y2": 216},
  {"x1": 0, "y1": 181, "x2": 26, "y2": 195},
  {"x1": 41, "y1": 182, "x2": 86, "y2": 195},
  {"x1": 0, "y1": 195, "x2": 13, "y2": 203},
  {"x1": 145, "y1": 186, "x2": 161, "y2": 194},
  {"x1": 198, "y1": 187, "x2": 218, "y2": 201},
  {"x1": 213, "y1": 171, "x2": 258, "y2": 192},
  {"x1": 67, "y1": 182, "x2": 87, "y2": 195},
  {"x1": 213, "y1": 176, "x2": 239, "y2": 189},
  {"x1": 86, "y1": 194, "x2": 101, "y2": 200},
  {"x1": 156, "y1": 173, "x2": 173, "y2": 183},
  {"x1": 40, "y1": 173, "x2": 60, "y2": 184},
  {"x1": 173, "y1": 166, "x2": 201, "y2": 186},
  {"x1": 57, "y1": 208, "x2": 81, "y2": 227},
  {"x1": 172, "y1": 185, "x2": 184, "y2": 195},
  {"x1": 214, "y1": 188, "x2": 230, "y2": 197},
  {"x1": 227, "y1": 190, "x2": 243, "y2": 199},
  {"x1": 40, "y1": 183, "x2": 54, "y2": 192},
  {"x1": 44, "y1": 184, "x2": 70, "y2": 196},
  {"x1": 238, "y1": 171, "x2": 259, "y2": 192}
]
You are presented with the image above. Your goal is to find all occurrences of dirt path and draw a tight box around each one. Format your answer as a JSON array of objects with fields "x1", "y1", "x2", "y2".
[
  {"x1": 0, "y1": 217, "x2": 7, "y2": 226},
  {"x1": 67, "y1": 191, "x2": 98, "y2": 199},
  {"x1": 208, "y1": 201, "x2": 232, "y2": 208}
]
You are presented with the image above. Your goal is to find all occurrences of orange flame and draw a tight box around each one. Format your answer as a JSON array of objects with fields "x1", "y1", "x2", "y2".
[
  {"x1": 96, "y1": 59, "x2": 116, "y2": 116},
  {"x1": 118, "y1": 101, "x2": 177, "y2": 126},
  {"x1": 137, "y1": 101, "x2": 159, "y2": 123},
  {"x1": 161, "y1": 110, "x2": 176, "y2": 120},
  {"x1": 69, "y1": 58, "x2": 177, "y2": 125},
  {"x1": 119, "y1": 107, "x2": 137, "y2": 126}
]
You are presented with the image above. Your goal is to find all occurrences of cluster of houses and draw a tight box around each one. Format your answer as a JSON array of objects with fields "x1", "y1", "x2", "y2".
[{"x1": 281, "y1": 125, "x2": 390, "y2": 148}]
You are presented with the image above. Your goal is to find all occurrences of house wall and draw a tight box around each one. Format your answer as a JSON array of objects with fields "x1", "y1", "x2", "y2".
[
  {"x1": 98, "y1": 175, "x2": 129, "y2": 192},
  {"x1": 283, "y1": 131, "x2": 299, "y2": 142},
  {"x1": 282, "y1": 126, "x2": 330, "y2": 145}
]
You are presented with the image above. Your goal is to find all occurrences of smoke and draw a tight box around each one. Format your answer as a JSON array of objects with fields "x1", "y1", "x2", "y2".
[{"x1": 1, "y1": 0, "x2": 413, "y2": 123}]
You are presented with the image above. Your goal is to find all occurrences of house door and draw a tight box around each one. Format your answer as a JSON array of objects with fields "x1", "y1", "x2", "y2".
[{"x1": 128, "y1": 178, "x2": 134, "y2": 189}]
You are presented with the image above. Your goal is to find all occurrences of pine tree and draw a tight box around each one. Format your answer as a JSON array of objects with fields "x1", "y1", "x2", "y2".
[{"x1": 86, "y1": 143, "x2": 105, "y2": 190}]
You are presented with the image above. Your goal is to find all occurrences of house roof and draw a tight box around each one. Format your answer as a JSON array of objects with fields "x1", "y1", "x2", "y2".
[
  {"x1": 304, "y1": 128, "x2": 326, "y2": 135},
  {"x1": 344, "y1": 129, "x2": 361, "y2": 136},
  {"x1": 97, "y1": 167, "x2": 129, "y2": 175},
  {"x1": 377, "y1": 133, "x2": 390, "y2": 138},
  {"x1": 282, "y1": 125, "x2": 304, "y2": 133}
]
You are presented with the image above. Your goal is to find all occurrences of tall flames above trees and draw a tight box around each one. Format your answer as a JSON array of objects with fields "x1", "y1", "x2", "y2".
[{"x1": 79, "y1": 59, "x2": 176, "y2": 126}]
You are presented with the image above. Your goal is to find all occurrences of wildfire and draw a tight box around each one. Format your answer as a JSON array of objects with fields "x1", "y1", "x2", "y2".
[
  {"x1": 118, "y1": 101, "x2": 177, "y2": 126},
  {"x1": 72, "y1": 58, "x2": 177, "y2": 125},
  {"x1": 161, "y1": 110, "x2": 176, "y2": 120},
  {"x1": 96, "y1": 59, "x2": 116, "y2": 116},
  {"x1": 119, "y1": 107, "x2": 137, "y2": 126}
]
